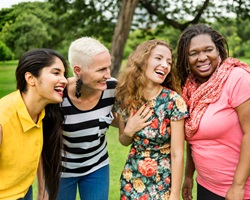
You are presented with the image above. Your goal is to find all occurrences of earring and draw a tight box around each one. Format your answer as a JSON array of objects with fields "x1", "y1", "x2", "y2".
[{"x1": 75, "y1": 79, "x2": 83, "y2": 98}]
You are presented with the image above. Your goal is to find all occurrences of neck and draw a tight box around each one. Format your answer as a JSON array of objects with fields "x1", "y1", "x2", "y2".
[
  {"x1": 144, "y1": 85, "x2": 163, "y2": 100},
  {"x1": 21, "y1": 91, "x2": 44, "y2": 123},
  {"x1": 67, "y1": 78, "x2": 102, "y2": 110},
  {"x1": 69, "y1": 77, "x2": 102, "y2": 99}
]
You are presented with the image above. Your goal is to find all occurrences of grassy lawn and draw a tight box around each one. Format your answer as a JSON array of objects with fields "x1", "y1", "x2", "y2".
[
  {"x1": 0, "y1": 62, "x2": 17, "y2": 98},
  {"x1": 238, "y1": 57, "x2": 250, "y2": 65},
  {"x1": 2, "y1": 57, "x2": 250, "y2": 199}
]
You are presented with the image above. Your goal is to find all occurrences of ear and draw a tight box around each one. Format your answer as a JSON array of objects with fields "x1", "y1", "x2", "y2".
[
  {"x1": 74, "y1": 65, "x2": 81, "y2": 76},
  {"x1": 25, "y1": 72, "x2": 35, "y2": 86}
]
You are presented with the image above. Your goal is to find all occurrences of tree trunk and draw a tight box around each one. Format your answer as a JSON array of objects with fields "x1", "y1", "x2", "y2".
[{"x1": 110, "y1": 0, "x2": 139, "y2": 78}]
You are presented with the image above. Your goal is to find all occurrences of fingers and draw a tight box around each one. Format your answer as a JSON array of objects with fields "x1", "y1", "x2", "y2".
[
  {"x1": 182, "y1": 188, "x2": 193, "y2": 200},
  {"x1": 138, "y1": 104, "x2": 153, "y2": 121}
]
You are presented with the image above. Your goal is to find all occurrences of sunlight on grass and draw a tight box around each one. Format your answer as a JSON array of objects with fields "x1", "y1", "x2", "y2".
[{"x1": 2, "y1": 58, "x2": 250, "y2": 199}]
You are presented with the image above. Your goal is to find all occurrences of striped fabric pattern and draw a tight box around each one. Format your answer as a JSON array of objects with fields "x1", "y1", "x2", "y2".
[{"x1": 60, "y1": 78, "x2": 116, "y2": 177}]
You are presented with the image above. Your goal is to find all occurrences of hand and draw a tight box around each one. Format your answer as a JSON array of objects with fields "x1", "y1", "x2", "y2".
[
  {"x1": 182, "y1": 177, "x2": 193, "y2": 200},
  {"x1": 123, "y1": 104, "x2": 153, "y2": 137},
  {"x1": 37, "y1": 190, "x2": 49, "y2": 200},
  {"x1": 225, "y1": 185, "x2": 244, "y2": 200}
]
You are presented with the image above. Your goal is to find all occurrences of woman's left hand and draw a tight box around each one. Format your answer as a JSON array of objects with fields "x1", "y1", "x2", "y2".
[{"x1": 225, "y1": 185, "x2": 244, "y2": 200}]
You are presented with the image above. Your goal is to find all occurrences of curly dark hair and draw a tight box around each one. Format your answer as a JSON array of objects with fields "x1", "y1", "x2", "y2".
[{"x1": 176, "y1": 23, "x2": 229, "y2": 87}]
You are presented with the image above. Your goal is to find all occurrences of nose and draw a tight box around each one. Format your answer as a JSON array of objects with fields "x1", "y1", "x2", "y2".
[
  {"x1": 61, "y1": 76, "x2": 68, "y2": 85},
  {"x1": 162, "y1": 60, "x2": 171, "y2": 69},
  {"x1": 104, "y1": 69, "x2": 111, "y2": 79},
  {"x1": 198, "y1": 52, "x2": 207, "y2": 61}
]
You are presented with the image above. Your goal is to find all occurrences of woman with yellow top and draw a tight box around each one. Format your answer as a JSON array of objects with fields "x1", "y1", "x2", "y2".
[{"x1": 0, "y1": 48, "x2": 68, "y2": 200}]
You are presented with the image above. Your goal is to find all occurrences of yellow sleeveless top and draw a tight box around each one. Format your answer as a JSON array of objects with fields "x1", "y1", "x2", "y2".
[{"x1": 0, "y1": 90, "x2": 45, "y2": 200}]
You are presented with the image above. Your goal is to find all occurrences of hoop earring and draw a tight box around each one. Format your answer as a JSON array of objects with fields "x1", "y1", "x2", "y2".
[{"x1": 75, "y1": 79, "x2": 83, "y2": 98}]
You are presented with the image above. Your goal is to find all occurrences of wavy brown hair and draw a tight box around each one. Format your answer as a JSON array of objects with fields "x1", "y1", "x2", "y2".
[{"x1": 116, "y1": 39, "x2": 179, "y2": 117}]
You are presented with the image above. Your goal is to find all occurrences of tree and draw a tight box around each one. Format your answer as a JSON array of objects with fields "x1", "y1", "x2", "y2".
[
  {"x1": 1, "y1": 0, "x2": 249, "y2": 73},
  {"x1": 0, "y1": 2, "x2": 60, "y2": 58},
  {"x1": 0, "y1": 40, "x2": 13, "y2": 61},
  {"x1": 110, "y1": 0, "x2": 139, "y2": 77},
  {"x1": 110, "y1": 0, "x2": 250, "y2": 77},
  {"x1": 48, "y1": 0, "x2": 250, "y2": 77},
  {"x1": 1, "y1": 13, "x2": 50, "y2": 58}
]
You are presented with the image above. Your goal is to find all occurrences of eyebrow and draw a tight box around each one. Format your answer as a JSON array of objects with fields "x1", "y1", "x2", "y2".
[
  {"x1": 189, "y1": 45, "x2": 214, "y2": 52},
  {"x1": 51, "y1": 67, "x2": 65, "y2": 72}
]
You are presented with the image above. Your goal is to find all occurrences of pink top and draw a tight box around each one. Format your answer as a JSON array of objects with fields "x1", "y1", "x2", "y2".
[{"x1": 187, "y1": 67, "x2": 250, "y2": 198}]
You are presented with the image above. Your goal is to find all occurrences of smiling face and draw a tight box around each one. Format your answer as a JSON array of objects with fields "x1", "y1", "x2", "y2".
[
  {"x1": 78, "y1": 51, "x2": 111, "y2": 91},
  {"x1": 34, "y1": 57, "x2": 67, "y2": 104},
  {"x1": 145, "y1": 45, "x2": 172, "y2": 86},
  {"x1": 188, "y1": 34, "x2": 220, "y2": 84}
]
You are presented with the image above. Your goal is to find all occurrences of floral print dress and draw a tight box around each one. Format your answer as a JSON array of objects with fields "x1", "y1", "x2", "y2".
[{"x1": 115, "y1": 87, "x2": 188, "y2": 200}]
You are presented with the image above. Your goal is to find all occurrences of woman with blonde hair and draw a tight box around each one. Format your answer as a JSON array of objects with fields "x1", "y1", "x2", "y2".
[{"x1": 57, "y1": 37, "x2": 118, "y2": 200}]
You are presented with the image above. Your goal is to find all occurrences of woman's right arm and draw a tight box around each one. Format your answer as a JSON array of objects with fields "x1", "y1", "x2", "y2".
[
  {"x1": 182, "y1": 142, "x2": 195, "y2": 200},
  {"x1": 37, "y1": 158, "x2": 49, "y2": 200},
  {"x1": 118, "y1": 115, "x2": 134, "y2": 146}
]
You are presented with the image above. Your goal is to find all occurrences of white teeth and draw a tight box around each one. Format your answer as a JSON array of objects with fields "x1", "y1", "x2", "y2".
[
  {"x1": 155, "y1": 71, "x2": 165, "y2": 75},
  {"x1": 198, "y1": 65, "x2": 209, "y2": 69},
  {"x1": 54, "y1": 87, "x2": 63, "y2": 92}
]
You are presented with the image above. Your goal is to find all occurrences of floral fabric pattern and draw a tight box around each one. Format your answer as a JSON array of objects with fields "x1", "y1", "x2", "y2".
[{"x1": 114, "y1": 87, "x2": 189, "y2": 200}]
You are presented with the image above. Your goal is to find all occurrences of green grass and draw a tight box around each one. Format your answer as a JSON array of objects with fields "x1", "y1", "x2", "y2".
[
  {"x1": 0, "y1": 62, "x2": 17, "y2": 98},
  {"x1": 0, "y1": 60, "x2": 196, "y2": 199},
  {"x1": 107, "y1": 128, "x2": 131, "y2": 199},
  {"x1": 239, "y1": 57, "x2": 250, "y2": 65},
  {"x1": 4, "y1": 57, "x2": 250, "y2": 199}
]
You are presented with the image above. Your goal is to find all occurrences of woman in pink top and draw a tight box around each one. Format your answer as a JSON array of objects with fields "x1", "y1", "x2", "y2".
[{"x1": 176, "y1": 23, "x2": 250, "y2": 200}]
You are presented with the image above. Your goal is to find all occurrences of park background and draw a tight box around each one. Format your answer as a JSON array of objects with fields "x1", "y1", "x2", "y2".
[{"x1": 1, "y1": 0, "x2": 250, "y2": 199}]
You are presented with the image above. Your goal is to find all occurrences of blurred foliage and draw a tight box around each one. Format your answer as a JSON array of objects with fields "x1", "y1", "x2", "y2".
[
  {"x1": 0, "y1": 40, "x2": 13, "y2": 61},
  {"x1": 0, "y1": 0, "x2": 250, "y2": 61},
  {"x1": 0, "y1": 2, "x2": 59, "y2": 58}
]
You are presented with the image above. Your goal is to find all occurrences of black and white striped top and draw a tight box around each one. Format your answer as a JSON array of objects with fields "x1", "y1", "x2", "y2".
[{"x1": 60, "y1": 78, "x2": 117, "y2": 177}]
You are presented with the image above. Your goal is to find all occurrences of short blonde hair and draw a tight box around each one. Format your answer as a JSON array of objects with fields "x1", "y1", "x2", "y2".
[{"x1": 68, "y1": 37, "x2": 109, "y2": 75}]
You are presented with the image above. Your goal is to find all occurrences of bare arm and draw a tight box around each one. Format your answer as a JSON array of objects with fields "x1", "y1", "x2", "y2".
[
  {"x1": 111, "y1": 111, "x2": 119, "y2": 128},
  {"x1": 226, "y1": 98, "x2": 250, "y2": 200},
  {"x1": 169, "y1": 119, "x2": 185, "y2": 200},
  {"x1": 118, "y1": 104, "x2": 153, "y2": 146},
  {"x1": 182, "y1": 142, "x2": 195, "y2": 200},
  {"x1": 37, "y1": 158, "x2": 49, "y2": 200}
]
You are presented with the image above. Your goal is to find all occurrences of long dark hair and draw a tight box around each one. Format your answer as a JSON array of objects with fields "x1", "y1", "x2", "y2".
[
  {"x1": 176, "y1": 23, "x2": 229, "y2": 87},
  {"x1": 16, "y1": 48, "x2": 69, "y2": 200}
]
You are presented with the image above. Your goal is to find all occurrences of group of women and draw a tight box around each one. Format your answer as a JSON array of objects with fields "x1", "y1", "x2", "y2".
[{"x1": 0, "y1": 23, "x2": 249, "y2": 200}]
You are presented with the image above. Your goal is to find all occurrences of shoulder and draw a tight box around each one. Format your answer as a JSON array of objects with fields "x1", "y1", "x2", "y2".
[
  {"x1": 224, "y1": 57, "x2": 250, "y2": 80},
  {"x1": 106, "y1": 77, "x2": 117, "y2": 89},
  {"x1": 226, "y1": 67, "x2": 250, "y2": 86},
  {"x1": 0, "y1": 91, "x2": 20, "y2": 125},
  {"x1": 230, "y1": 67, "x2": 250, "y2": 77},
  {"x1": 102, "y1": 78, "x2": 117, "y2": 99},
  {"x1": 162, "y1": 87, "x2": 182, "y2": 99},
  {"x1": 0, "y1": 90, "x2": 20, "y2": 107},
  {"x1": 225, "y1": 66, "x2": 250, "y2": 107}
]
